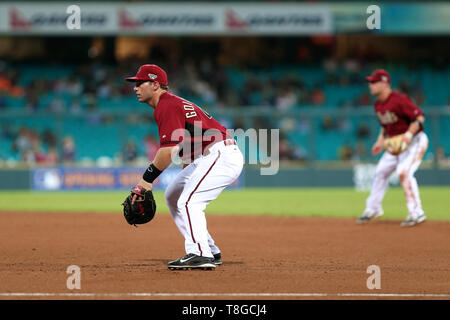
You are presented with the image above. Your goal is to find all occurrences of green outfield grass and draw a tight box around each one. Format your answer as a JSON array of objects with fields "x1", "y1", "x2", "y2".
[{"x1": 0, "y1": 187, "x2": 448, "y2": 220}]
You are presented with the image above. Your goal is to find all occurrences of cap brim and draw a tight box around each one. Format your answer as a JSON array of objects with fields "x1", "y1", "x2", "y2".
[{"x1": 365, "y1": 76, "x2": 377, "y2": 82}]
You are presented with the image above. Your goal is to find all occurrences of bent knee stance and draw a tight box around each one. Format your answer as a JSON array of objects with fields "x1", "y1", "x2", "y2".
[
  {"x1": 398, "y1": 170, "x2": 408, "y2": 182},
  {"x1": 165, "y1": 183, "x2": 181, "y2": 211},
  {"x1": 397, "y1": 166, "x2": 416, "y2": 183}
]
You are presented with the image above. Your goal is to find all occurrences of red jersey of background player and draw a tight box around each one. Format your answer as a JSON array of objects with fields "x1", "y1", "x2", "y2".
[
  {"x1": 374, "y1": 91, "x2": 424, "y2": 137},
  {"x1": 154, "y1": 91, "x2": 231, "y2": 160}
]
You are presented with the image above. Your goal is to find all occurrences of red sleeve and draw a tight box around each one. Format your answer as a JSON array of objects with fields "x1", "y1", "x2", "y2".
[
  {"x1": 397, "y1": 95, "x2": 423, "y2": 120},
  {"x1": 155, "y1": 102, "x2": 185, "y2": 147}
]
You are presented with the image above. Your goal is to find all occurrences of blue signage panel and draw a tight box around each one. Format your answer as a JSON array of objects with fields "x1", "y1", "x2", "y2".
[{"x1": 32, "y1": 167, "x2": 243, "y2": 191}]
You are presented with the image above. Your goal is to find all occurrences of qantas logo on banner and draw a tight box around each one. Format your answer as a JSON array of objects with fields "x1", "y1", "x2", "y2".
[
  {"x1": 119, "y1": 9, "x2": 140, "y2": 29},
  {"x1": 10, "y1": 7, "x2": 30, "y2": 29},
  {"x1": 224, "y1": 8, "x2": 328, "y2": 31},
  {"x1": 225, "y1": 9, "x2": 248, "y2": 30},
  {"x1": 9, "y1": 6, "x2": 107, "y2": 30},
  {"x1": 118, "y1": 8, "x2": 215, "y2": 29}
]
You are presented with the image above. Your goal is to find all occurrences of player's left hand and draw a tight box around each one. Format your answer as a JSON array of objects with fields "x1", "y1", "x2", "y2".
[
  {"x1": 122, "y1": 185, "x2": 157, "y2": 226},
  {"x1": 384, "y1": 133, "x2": 411, "y2": 155},
  {"x1": 131, "y1": 180, "x2": 153, "y2": 205}
]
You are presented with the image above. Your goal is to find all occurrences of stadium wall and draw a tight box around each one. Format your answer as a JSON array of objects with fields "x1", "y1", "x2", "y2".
[
  {"x1": 244, "y1": 168, "x2": 450, "y2": 188},
  {"x1": 1, "y1": 167, "x2": 450, "y2": 190},
  {"x1": 0, "y1": 170, "x2": 30, "y2": 190}
]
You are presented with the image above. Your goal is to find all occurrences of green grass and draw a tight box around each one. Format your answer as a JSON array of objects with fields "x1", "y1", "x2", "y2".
[{"x1": 0, "y1": 187, "x2": 449, "y2": 221}]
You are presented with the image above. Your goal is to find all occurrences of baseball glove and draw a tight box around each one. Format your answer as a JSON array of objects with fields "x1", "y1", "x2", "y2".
[
  {"x1": 122, "y1": 185, "x2": 156, "y2": 226},
  {"x1": 383, "y1": 134, "x2": 409, "y2": 155}
]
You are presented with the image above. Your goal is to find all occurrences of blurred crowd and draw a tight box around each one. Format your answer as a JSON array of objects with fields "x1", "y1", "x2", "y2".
[
  {"x1": 0, "y1": 57, "x2": 444, "y2": 165},
  {"x1": 1, "y1": 124, "x2": 75, "y2": 165},
  {"x1": 0, "y1": 122, "x2": 162, "y2": 166},
  {"x1": 0, "y1": 57, "x2": 429, "y2": 113}
]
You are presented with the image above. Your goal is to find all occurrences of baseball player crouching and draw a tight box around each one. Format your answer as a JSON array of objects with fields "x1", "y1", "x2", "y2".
[
  {"x1": 125, "y1": 64, "x2": 244, "y2": 269},
  {"x1": 357, "y1": 69, "x2": 428, "y2": 227}
]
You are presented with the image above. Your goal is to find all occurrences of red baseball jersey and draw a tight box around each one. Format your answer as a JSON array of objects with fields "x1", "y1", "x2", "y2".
[
  {"x1": 154, "y1": 92, "x2": 231, "y2": 160},
  {"x1": 374, "y1": 91, "x2": 423, "y2": 137}
]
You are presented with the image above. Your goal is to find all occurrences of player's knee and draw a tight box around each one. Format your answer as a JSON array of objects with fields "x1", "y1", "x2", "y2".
[
  {"x1": 398, "y1": 170, "x2": 408, "y2": 182},
  {"x1": 165, "y1": 181, "x2": 185, "y2": 207},
  {"x1": 166, "y1": 191, "x2": 189, "y2": 213},
  {"x1": 164, "y1": 187, "x2": 177, "y2": 208}
]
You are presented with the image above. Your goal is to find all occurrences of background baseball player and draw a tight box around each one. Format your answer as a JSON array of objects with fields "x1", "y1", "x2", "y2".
[
  {"x1": 125, "y1": 64, "x2": 244, "y2": 270},
  {"x1": 357, "y1": 69, "x2": 428, "y2": 227}
]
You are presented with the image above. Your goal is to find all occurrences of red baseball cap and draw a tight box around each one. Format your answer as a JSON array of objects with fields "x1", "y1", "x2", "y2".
[
  {"x1": 365, "y1": 69, "x2": 390, "y2": 84},
  {"x1": 125, "y1": 64, "x2": 168, "y2": 86}
]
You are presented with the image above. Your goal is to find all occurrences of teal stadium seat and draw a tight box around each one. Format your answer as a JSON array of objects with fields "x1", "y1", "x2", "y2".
[
  {"x1": 16, "y1": 64, "x2": 74, "y2": 87},
  {"x1": 61, "y1": 118, "x2": 120, "y2": 160},
  {"x1": 5, "y1": 97, "x2": 26, "y2": 109}
]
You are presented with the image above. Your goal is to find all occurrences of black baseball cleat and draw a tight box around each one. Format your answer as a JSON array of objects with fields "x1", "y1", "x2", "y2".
[
  {"x1": 213, "y1": 253, "x2": 222, "y2": 266},
  {"x1": 168, "y1": 253, "x2": 216, "y2": 270},
  {"x1": 356, "y1": 209, "x2": 384, "y2": 224},
  {"x1": 400, "y1": 214, "x2": 426, "y2": 227}
]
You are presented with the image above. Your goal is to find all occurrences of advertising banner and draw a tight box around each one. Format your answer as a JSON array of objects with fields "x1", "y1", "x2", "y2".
[
  {"x1": 4, "y1": 3, "x2": 116, "y2": 35},
  {"x1": 1, "y1": 2, "x2": 332, "y2": 35},
  {"x1": 1, "y1": 3, "x2": 448, "y2": 36},
  {"x1": 221, "y1": 4, "x2": 332, "y2": 35},
  {"x1": 32, "y1": 166, "x2": 242, "y2": 191},
  {"x1": 332, "y1": 3, "x2": 450, "y2": 34},
  {"x1": 32, "y1": 167, "x2": 169, "y2": 191},
  {"x1": 116, "y1": 4, "x2": 221, "y2": 35}
]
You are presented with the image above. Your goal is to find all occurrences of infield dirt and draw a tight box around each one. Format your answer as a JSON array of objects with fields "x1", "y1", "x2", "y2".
[{"x1": 0, "y1": 211, "x2": 449, "y2": 299}]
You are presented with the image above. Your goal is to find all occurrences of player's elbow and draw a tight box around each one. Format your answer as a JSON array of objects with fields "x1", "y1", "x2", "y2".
[{"x1": 154, "y1": 145, "x2": 180, "y2": 170}]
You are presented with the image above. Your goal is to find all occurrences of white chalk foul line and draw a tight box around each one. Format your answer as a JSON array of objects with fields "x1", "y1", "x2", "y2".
[{"x1": 0, "y1": 293, "x2": 449, "y2": 298}]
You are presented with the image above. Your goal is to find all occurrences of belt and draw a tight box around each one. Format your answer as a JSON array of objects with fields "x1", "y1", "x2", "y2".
[
  {"x1": 223, "y1": 139, "x2": 237, "y2": 146},
  {"x1": 203, "y1": 139, "x2": 237, "y2": 156}
]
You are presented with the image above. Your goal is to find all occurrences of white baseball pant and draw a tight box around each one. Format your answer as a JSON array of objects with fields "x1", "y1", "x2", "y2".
[
  {"x1": 365, "y1": 131, "x2": 429, "y2": 218},
  {"x1": 165, "y1": 139, "x2": 244, "y2": 257}
]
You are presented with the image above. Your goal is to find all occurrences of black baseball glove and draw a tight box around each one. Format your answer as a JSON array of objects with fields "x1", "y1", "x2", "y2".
[{"x1": 122, "y1": 185, "x2": 156, "y2": 226}]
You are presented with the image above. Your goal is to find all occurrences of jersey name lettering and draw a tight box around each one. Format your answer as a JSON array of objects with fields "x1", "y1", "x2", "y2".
[{"x1": 183, "y1": 102, "x2": 197, "y2": 118}]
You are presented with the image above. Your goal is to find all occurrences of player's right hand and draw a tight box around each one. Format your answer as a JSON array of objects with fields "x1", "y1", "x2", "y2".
[{"x1": 372, "y1": 141, "x2": 384, "y2": 155}]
